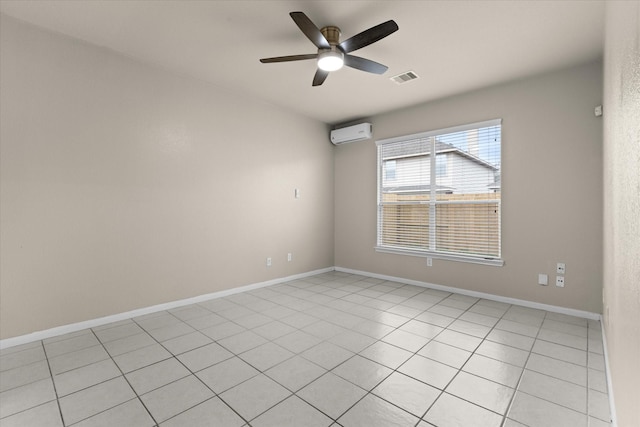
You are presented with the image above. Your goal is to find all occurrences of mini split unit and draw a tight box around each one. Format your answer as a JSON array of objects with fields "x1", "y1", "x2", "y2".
[{"x1": 330, "y1": 122, "x2": 372, "y2": 145}]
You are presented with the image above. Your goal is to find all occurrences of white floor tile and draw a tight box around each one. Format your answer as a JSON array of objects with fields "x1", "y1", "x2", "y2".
[
  {"x1": 508, "y1": 391, "x2": 587, "y2": 427},
  {"x1": 372, "y1": 371, "x2": 440, "y2": 417},
  {"x1": 177, "y1": 342, "x2": 233, "y2": 372},
  {"x1": 446, "y1": 371, "x2": 514, "y2": 414},
  {"x1": 397, "y1": 354, "x2": 458, "y2": 390},
  {"x1": 59, "y1": 376, "x2": 135, "y2": 425},
  {"x1": 338, "y1": 393, "x2": 419, "y2": 427},
  {"x1": 518, "y1": 370, "x2": 587, "y2": 413},
  {"x1": 196, "y1": 356, "x2": 259, "y2": 394},
  {"x1": 219, "y1": 374, "x2": 290, "y2": 421},
  {"x1": 0, "y1": 401, "x2": 63, "y2": 427},
  {"x1": 418, "y1": 340, "x2": 471, "y2": 369},
  {"x1": 332, "y1": 355, "x2": 392, "y2": 391},
  {"x1": 297, "y1": 372, "x2": 367, "y2": 419},
  {"x1": 264, "y1": 355, "x2": 326, "y2": 392},
  {"x1": 73, "y1": 398, "x2": 154, "y2": 427},
  {"x1": 462, "y1": 354, "x2": 523, "y2": 388},
  {"x1": 125, "y1": 357, "x2": 190, "y2": 395},
  {"x1": 53, "y1": 359, "x2": 121, "y2": 397},
  {"x1": 140, "y1": 375, "x2": 213, "y2": 423},
  {"x1": 0, "y1": 273, "x2": 613, "y2": 427},
  {"x1": 251, "y1": 395, "x2": 332, "y2": 427},
  {"x1": 0, "y1": 378, "x2": 57, "y2": 419},
  {"x1": 423, "y1": 393, "x2": 503, "y2": 427},
  {"x1": 160, "y1": 396, "x2": 245, "y2": 427}
]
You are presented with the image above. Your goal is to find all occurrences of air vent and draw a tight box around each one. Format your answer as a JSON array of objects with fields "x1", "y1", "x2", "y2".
[{"x1": 390, "y1": 71, "x2": 419, "y2": 84}]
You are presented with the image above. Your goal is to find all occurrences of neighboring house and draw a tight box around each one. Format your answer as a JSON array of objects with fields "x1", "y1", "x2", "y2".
[{"x1": 382, "y1": 139, "x2": 499, "y2": 195}]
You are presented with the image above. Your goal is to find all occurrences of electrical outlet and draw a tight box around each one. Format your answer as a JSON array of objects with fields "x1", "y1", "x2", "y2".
[
  {"x1": 538, "y1": 274, "x2": 548, "y2": 286},
  {"x1": 287, "y1": 253, "x2": 292, "y2": 262},
  {"x1": 556, "y1": 276, "x2": 565, "y2": 287},
  {"x1": 295, "y1": 188, "x2": 301, "y2": 199},
  {"x1": 556, "y1": 262, "x2": 566, "y2": 274},
  {"x1": 427, "y1": 257, "x2": 433, "y2": 267},
  {"x1": 266, "y1": 257, "x2": 272, "y2": 267}
]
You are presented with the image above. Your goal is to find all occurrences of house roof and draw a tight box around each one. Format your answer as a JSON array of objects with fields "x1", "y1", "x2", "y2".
[{"x1": 381, "y1": 140, "x2": 498, "y2": 171}]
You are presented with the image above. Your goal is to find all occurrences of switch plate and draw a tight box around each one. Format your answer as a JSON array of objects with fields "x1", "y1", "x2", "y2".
[
  {"x1": 556, "y1": 276, "x2": 565, "y2": 287},
  {"x1": 266, "y1": 257, "x2": 272, "y2": 267},
  {"x1": 427, "y1": 257, "x2": 433, "y2": 267},
  {"x1": 287, "y1": 253, "x2": 292, "y2": 262},
  {"x1": 295, "y1": 189, "x2": 301, "y2": 199},
  {"x1": 538, "y1": 274, "x2": 548, "y2": 286},
  {"x1": 556, "y1": 263, "x2": 566, "y2": 274}
]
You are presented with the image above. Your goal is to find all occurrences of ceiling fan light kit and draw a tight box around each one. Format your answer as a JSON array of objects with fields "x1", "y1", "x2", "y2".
[
  {"x1": 317, "y1": 48, "x2": 344, "y2": 71},
  {"x1": 260, "y1": 11, "x2": 398, "y2": 86}
]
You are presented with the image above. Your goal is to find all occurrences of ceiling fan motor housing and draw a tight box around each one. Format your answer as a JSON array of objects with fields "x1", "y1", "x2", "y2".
[{"x1": 320, "y1": 26, "x2": 341, "y2": 46}]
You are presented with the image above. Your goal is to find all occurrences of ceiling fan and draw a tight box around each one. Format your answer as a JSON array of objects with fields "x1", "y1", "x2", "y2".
[{"x1": 260, "y1": 12, "x2": 399, "y2": 87}]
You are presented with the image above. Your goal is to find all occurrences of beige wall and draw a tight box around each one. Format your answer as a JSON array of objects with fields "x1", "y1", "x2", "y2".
[
  {"x1": 0, "y1": 15, "x2": 334, "y2": 339},
  {"x1": 335, "y1": 61, "x2": 603, "y2": 313},
  {"x1": 603, "y1": 2, "x2": 640, "y2": 426}
]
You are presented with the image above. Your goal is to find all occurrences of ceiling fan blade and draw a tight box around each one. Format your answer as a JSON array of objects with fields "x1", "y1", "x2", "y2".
[
  {"x1": 339, "y1": 20, "x2": 399, "y2": 53},
  {"x1": 344, "y1": 55, "x2": 388, "y2": 74},
  {"x1": 290, "y1": 11, "x2": 330, "y2": 49},
  {"x1": 312, "y1": 69, "x2": 329, "y2": 86},
  {"x1": 260, "y1": 54, "x2": 318, "y2": 63}
]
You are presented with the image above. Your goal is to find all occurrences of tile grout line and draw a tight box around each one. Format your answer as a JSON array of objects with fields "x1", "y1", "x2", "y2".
[
  {"x1": 499, "y1": 308, "x2": 549, "y2": 427},
  {"x1": 1, "y1": 271, "x2": 610, "y2": 426},
  {"x1": 129, "y1": 312, "x2": 256, "y2": 427},
  {"x1": 40, "y1": 340, "x2": 66, "y2": 426},
  {"x1": 414, "y1": 294, "x2": 517, "y2": 425},
  {"x1": 87, "y1": 327, "x2": 161, "y2": 427}
]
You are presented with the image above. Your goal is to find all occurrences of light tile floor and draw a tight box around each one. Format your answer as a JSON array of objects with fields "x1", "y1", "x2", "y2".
[{"x1": 0, "y1": 271, "x2": 612, "y2": 426}]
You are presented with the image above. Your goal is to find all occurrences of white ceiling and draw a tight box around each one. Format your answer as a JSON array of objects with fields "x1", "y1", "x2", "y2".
[{"x1": 0, "y1": 0, "x2": 604, "y2": 125}]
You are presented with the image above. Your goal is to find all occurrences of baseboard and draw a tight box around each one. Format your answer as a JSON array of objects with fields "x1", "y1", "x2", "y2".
[
  {"x1": 600, "y1": 316, "x2": 618, "y2": 427},
  {"x1": 339, "y1": 267, "x2": 617, "y2": 422},
  {"x1": 0, "y1": 267, "x2": 334, "y2": 350},
  {"x1": 1, "y1": 265, "x2": 603, "y2": 350},
  {"x1": 334, "y1": 266, "x2": 601, "y2": 320}
]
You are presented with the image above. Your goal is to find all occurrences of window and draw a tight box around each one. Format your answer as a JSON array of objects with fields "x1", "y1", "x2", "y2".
[
  {"x1": 376, "y1": 119, "x2": 502, "y2": 265},
  {"x1": 436, "y1": 154, "x2": 447, "y2": 177},
  {"x1": 384, "y1": 159, "x2": 397, "y2": 181}
]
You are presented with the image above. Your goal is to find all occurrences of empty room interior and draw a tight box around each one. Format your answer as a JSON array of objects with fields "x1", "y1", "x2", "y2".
[{"x1": 0, "y1": 1, "x2": 638, "y2": 427}]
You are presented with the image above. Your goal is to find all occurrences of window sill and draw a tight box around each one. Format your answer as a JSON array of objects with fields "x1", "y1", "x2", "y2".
[{"x1": 374, "y1": 246, "x2": 504, "y2": 267}]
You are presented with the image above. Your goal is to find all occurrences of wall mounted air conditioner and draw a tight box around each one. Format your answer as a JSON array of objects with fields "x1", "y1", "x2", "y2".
[{"x1": 330, "y1": 123, "x2": 372, "y2": 145}]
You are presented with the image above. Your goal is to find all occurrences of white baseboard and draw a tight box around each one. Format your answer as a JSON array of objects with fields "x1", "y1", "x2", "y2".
[
  {"x1": 600, "y1": 317, "x2": 618, "y2": 427},
  {"x1": 1, "y1": 265, "x2": 618, "y2": 424},
  {"x1": 335, "y1": 266, "x2": 601, "y2": 320},
  {"x1": 1, "y1": 265, "x2": 603, "y2": 350},
  {"x1": 342, "y1": 266, "x2": 617, "y2": 421},
  {"x1": 0, "y1": 267, "x2": 333, "y2": 350}
]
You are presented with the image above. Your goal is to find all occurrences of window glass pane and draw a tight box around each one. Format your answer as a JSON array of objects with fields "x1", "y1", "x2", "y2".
[
  {"x1": 436, "y1": 154, "x2": 447, "y2": 177},
  {"x1": 435, "y1": 202, "x2": 500, "y2": 257},
  {"x1": 381, "y1": 203, "x2": 429, "y2": 249},
  {"x1": 377, "y1": 120, "x2": 501, "y2": 262},
  {"x1": 384, "y1": 160, "x2": 396, "y2": 181}
]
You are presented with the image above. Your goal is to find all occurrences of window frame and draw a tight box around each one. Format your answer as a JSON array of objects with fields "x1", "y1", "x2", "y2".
[{"x1": 375, "y1": 119, "x2": 504, "y2": 266}]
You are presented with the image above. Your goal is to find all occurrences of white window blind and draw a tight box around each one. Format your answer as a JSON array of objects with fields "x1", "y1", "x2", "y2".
[{"x1": 376, "y1": 119, "x2": 502, "y2": 265}]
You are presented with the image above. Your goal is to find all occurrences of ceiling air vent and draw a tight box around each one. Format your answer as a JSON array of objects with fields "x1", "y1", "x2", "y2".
[{"x1": 390, "y1": 71, "x2": 419, "y2": 84}]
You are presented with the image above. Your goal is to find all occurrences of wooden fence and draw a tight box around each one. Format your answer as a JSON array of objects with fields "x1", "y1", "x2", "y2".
[{"x1": 381, "y1": 192, "x2": 500, "y2": 257}]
